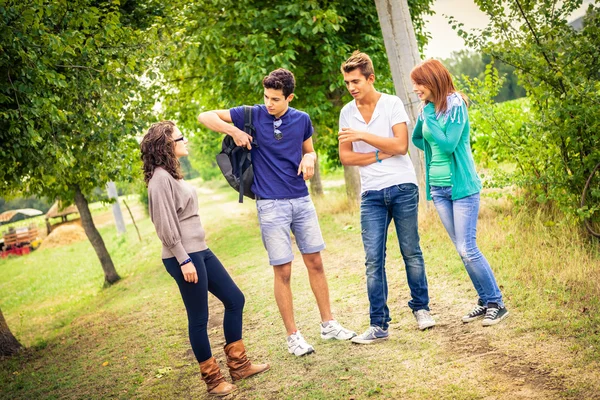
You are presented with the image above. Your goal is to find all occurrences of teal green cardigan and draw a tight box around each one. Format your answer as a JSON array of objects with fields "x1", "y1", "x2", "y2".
[{"x1": 412, "y1": 100, "x2": 482, "y2": 201}]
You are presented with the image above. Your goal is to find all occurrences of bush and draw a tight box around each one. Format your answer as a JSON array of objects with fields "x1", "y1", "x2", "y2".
[{"x1": 456, "y1": 2, "x2": 600, "y2": 232}]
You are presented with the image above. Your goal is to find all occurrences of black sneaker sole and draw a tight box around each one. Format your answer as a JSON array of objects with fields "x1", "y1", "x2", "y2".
[{"x1": 482, "y1": 310, "x2": 509, "y2": 326}]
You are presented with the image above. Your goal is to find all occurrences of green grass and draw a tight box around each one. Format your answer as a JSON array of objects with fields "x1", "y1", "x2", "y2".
[{"x1": 1, "y1": 181, "x2": 600, "y2": 399}]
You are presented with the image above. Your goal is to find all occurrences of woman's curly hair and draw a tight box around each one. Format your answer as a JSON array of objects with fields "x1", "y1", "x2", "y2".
[{"x1": 140, "y1": 121, "x2": 183, "y2": 185}]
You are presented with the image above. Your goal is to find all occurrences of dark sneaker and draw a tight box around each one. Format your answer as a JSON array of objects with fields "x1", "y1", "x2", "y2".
[
  {"x1": 482, "y1": 303, "x2": 509, "y2": 326},
  {"x1": 351, "y1": 326, "x2": 389, "y2": 344},
  {"x1": 462, "y1": 299, "x2": 487, "y2": 323}
]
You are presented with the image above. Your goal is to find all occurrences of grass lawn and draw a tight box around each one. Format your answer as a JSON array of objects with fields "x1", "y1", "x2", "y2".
[{"x1": 1, "y1": 178, "x2": 599, "y2": 399}]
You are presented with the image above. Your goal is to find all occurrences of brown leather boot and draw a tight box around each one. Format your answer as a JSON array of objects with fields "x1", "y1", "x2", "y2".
[
  {"x1": 198, "y1": 357, "x2": 237, "y2": 396},
  {"x1": 224, "y1": 339, "x2": 270, "y2": 381}
]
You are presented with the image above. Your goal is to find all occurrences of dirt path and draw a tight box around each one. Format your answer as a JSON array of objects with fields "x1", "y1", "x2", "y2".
[
  {"x1": 65, "y1": 185, "x2": 597, "y2": 400},
  {"x1": 193, "y1": 185, "x2": 600, "y2": 400}
]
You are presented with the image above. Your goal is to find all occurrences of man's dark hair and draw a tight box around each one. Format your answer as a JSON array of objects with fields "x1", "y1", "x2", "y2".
[{"x1": 262, "y1": 68, "x2": 295, "y2": 98}]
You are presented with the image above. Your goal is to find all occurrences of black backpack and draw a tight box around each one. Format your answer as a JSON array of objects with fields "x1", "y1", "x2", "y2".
[{"x1": 216, "y1": 105, "x2": 257, "y2": 203}]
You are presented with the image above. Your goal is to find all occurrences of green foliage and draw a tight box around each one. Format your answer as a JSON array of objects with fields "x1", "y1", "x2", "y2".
[
  {"x1": 459, "y1": 66, "x2": 531, "y2": 169},
  {"x1": 182, "y1": 128, "x2": 223, "y2": 181},
  {"x1": 470, "y1": 97, "x2": 531, "y2": 171},
  {"x1": 459, "y1": 67, "x2": 535, "y2": 195},
  {"x1": 0, "y1": 0, "x2": 162, "y2": 204},
  {"x1": 443, "y1": 49, "x2": 526, "y2": 102},
  {"x1": 408, "y1": 0, "x2": 435, "y2": 55},
  {"x1": 160, "y1": 0, "x2": 433, "y2": 171},
  {"x1": 457, "y1": 1, "x2": 600, "y2": 226},
  {"x1": 136, "y1": 177, "x2": 150, "y2": 214}
]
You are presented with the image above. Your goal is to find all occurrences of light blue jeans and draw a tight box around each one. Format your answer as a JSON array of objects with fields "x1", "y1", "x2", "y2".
[
  {"x1": 360, "y1": 184, "x2": 430, "y2": 330},
  {"x1": 256, "y1": 195, "x2": 325, "y2": 266},
  {"x1": 430, "y1": 186, "x2": 504, "y2": 307}
]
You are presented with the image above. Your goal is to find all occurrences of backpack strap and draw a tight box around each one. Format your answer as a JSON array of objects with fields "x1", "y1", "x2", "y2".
[
  {"x1": 243, "y1": 105, "x2": 256, "y2": 140},
  {"x1": 237, "y1": 147, "x2": 245, "y2": 203},
  {"x1": 239, "y1": 106, "x2": 255, "y2": 203}
]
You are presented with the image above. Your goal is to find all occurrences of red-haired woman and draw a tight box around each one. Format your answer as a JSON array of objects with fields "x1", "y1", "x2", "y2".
[
  {"x1": 411, "y1": 60, "x2": 509, "y2": 326},
  {"x1": 140, "y1": 121, "x2": 269, "y2": 396}
]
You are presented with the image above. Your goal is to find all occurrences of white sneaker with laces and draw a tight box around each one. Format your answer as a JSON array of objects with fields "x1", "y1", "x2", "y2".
[
  {"x1": 320, "y1": 320, "x2": 357, "y2": 340},
  {"x1": 413, "y1": 309, "x2": 436, "y2": 330},
  {"x1": 287, "y1": 331, "x2": 315, "y2": 356},
  {"x1": 350, "y1": 326, "x2": 389, "y2": 344}
]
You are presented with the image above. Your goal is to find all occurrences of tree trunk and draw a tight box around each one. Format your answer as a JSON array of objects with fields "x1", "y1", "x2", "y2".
[
  {"x1": 375, "y1": 0, "x2": 427, "y2": 206},
  {"x1": 309, "y1": 155, "x2": 324, "y2": 196},
  {"x1": 0, "y1": 306, "x2": 22, "y2": 357},
  {"x1": 74, "y1": 186, "x2": 121, "y2": 286},
  {"x1": 344, "y1": 165, "x2": 361, "y2": 204}
]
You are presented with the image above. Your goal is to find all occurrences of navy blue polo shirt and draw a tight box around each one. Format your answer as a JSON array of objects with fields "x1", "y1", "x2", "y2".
[{"x1": 230, "y1": 104, "x2": 313, "y2": 199}]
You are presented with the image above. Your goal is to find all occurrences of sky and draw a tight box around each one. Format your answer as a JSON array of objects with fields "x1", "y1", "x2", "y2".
[{"x1": 423, "y1": 0, "x2": 595, "y2": 59}]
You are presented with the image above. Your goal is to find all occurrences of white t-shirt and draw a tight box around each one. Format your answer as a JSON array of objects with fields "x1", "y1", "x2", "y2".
[{"x1": 339, "y1": 93, "x2": 418, "y2": 192}]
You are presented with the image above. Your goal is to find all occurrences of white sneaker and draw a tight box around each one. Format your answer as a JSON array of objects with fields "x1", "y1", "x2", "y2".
[
  {"x1": 287, "y1": 331, "x2": 315, "y2": 356},
  {"x1": 413, "y1": 309, "x2": 436, "y2": 330},
  {"x1": 350, "y1": 326, "x2": 389, "y2": 344},
  {"x1": 320, "y1": 320, "x2": 357, "y2": 340}
]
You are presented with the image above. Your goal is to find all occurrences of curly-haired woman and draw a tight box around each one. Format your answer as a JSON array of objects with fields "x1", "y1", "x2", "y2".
[{"x1": 140, "y1": 121, "x2": 269, "y2": 396}]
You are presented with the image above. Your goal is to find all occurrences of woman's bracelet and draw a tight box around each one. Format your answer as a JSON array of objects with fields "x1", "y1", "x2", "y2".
[{"x1": 180, "y1": 258, "x2": 192, "y2": 266}]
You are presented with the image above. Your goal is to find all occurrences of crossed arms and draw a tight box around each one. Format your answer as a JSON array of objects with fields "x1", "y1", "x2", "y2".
[{"x1": 338, "y1": 123, "x2": 409, "y2": 166}]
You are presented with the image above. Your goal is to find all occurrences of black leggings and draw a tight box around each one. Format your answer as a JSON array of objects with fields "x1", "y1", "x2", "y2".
[{"x1": 163, "y1": 249, "x2": 245, "y2": 363}]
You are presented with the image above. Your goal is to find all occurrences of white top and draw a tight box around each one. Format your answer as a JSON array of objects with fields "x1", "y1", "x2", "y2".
[{"x1": 339, "y1": 93, "x2": 418, "y2": 192}]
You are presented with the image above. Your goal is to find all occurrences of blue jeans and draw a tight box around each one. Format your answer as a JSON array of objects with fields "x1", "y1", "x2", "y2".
[
  {"x1": 256, "y1": 195, "x2": 325, "y2": 266},
  {"x1": 360, "y1": 184, "x2": 430, "y2": 330},
  {"x1": 430, "y1": 186, "x2": 504, "y2": 307}
]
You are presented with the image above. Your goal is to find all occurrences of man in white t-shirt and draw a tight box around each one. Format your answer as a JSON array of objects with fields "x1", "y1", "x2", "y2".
[{"x1": 338, "y1": 51, "x2": 435, "y2": 343}]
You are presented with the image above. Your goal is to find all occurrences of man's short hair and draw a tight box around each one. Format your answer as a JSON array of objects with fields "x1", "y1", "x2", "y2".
[
  {"x1": 341, "y1": 51, "x2": 375, "y2": 79},
  {"x1": 263, "y1": 68, "x2": 296, "y2": 98}
]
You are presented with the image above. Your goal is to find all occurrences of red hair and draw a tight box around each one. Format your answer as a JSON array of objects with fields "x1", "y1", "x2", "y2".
[{"x1": 410, "y1": 59, "x2": 468, "y2": 114}]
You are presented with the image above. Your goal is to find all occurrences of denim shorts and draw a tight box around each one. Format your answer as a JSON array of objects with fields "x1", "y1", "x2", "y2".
[{"x1": 256, "y1": 195, "x2": 325, "y2": 266}]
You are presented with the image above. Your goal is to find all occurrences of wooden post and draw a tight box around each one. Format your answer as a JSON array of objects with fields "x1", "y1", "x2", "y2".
[
  {"x1": 106, "y1": 181, "x2": 126, "y2": 235},
  {"x1": 344, "y1": 165, "x2": 361, "y2": 205}
]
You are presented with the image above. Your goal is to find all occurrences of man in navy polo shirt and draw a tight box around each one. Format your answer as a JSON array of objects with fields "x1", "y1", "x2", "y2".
[{"x1": 198, "y1": 68, "x2": 356, "y2": 356}]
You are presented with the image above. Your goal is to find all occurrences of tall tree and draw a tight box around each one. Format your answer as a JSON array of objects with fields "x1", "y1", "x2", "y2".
[
  {"x1": 458, "y1": 0, "x2": 600, "y2": 223},
  {"x1": 374, "y1": 0, "x2": 430, "y2": 204},
  {"x1": 0, "y1": 306, "x2": 22, "y2": 357},
  {"x1": 0, "y1": 0, "x2": 161, "y2": 285},
  {"x1": 160, "y1": 0, "x2": 433, "y2": 199}
]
